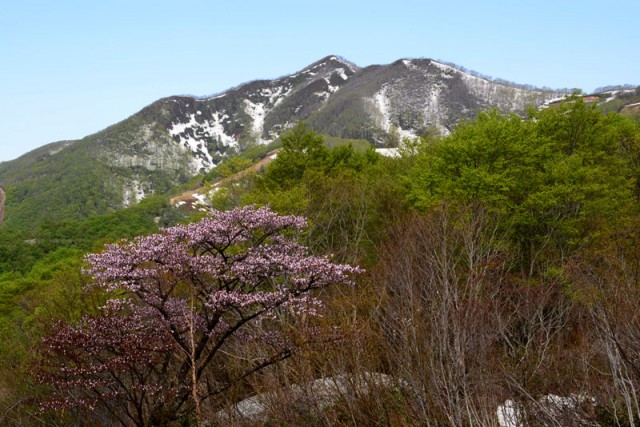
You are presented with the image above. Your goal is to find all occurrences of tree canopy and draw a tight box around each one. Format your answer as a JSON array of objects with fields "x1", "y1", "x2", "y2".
[
  {"x1": 34, "y1": 206, "x2": 360, "y2": 426},
  {"x1": 407, "y1": 97, "x2": 638, "y2": 272}
]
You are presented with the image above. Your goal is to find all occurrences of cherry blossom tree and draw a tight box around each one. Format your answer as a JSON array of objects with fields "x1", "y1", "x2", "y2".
[{"x1": 34, "y1": 205, "x2": 361, "y2": 426}]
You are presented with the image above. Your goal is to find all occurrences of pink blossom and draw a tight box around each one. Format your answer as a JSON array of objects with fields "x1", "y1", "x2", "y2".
[{"x1": 35, "y1": 206, "x2": 362, "y2": 423}]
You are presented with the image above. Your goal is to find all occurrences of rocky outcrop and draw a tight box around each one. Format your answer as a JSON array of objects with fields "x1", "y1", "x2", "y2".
[{"x1": 215, "y1": 373, "x2": 403, "y2": 423}]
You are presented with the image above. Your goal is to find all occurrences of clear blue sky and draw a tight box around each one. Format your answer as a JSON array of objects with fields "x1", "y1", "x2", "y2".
[{"x1": 1, "y1": 0, "x2": 638, "y2": 162}]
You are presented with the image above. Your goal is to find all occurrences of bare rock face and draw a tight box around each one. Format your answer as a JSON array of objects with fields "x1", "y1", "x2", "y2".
[
  {"x1": 215, "y1": 373, "x2": 405, "y2": 423},
  {"x1": 0, "y1": 187, "x2": 5, "y2": 225}
]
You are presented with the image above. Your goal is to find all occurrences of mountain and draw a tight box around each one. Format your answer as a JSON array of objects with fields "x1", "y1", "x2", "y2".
[
  {"x1": 307, "y1": 58, "x2": 566, "y2": 142},
  {"x1": 0, "y1": 55, "x2": 633, "y2": 229},
  {"x1": 590, "y1": 86, "x2": 640, "y2": 120}
]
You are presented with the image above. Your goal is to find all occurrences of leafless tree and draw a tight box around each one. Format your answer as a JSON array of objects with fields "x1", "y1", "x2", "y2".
[
  {"x1": 375, "y1": 203, "x2": 506, "y2": 425},
  {"x1": 569, "y1": 228, "x2": 640, "y2": 425}
]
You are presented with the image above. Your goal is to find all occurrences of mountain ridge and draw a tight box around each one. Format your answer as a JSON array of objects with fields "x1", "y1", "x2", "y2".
[{"x1": 0, "y1": 55, "x2": 636, "y2": 229}]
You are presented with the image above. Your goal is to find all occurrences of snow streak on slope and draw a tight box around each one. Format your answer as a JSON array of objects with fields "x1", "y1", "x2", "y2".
[
  {"x1": 367, "y1": 60, "x2": 450, "y2": 140},
  {"x1": 372, "y1": 88, "x2": 391, "y2": 131},
  {"x1": 242, "y1": 84, "x2": 294, "y2": 144},
  {"x1": 360, "y1": 59, "x2": 566, "y2": 144},
  {"x1": 48, "y1": 142, "x2": 73, "y2": 156},
  {"x1": 602, "y1": 89, "x2": 637, "y2": 103},
  {"x1": 431, "y1": 61, "x2": 562, "y2": 109},
  {"x1": 167, "y1": 58, "x2": 356, "y2": 160},
  {"x1": 402, "y1": 59, "x2": 418, "y2": 71},
  {"x1": 371, "y1": 86, "x2": 417, "y2": 141},
  {"x1": 335, "y1": 68, "x2": 349, "y2": 80},
  {"x1": 244, "y1": 100, "x2": 267, "y2": 144},
  {"x1": 259, "y1": 85, "x2": 292, "y2": 106},
  {"x1": 169, "y1": 112, "x2": 236, "y2": 173}
]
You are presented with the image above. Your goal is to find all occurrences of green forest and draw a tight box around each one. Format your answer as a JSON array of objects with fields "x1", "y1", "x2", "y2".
[{"x1": 2, "y1": 96, "x2": 640, "y2": 426}]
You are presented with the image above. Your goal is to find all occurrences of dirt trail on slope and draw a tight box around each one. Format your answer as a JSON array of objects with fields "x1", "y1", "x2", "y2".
[{"x1": 170, "y1": 150, "x2": 279, "y2": 206}]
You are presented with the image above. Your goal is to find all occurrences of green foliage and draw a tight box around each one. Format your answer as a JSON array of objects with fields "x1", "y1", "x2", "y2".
[
  {"x1": 304, "y1": 161, "x2": 407, "y2": 265},
  {"x1": 0, "y1": 194, "x2": 181, "y2": 375},
  {"x1": 262, "y1": 122, "x2": 329, "y2": 187},
  {"x1": 0, "y1": 195, "x2": 182, "y2": 276},
  {"x1": 0, "y1": 194, "x2": 184, "y2": 423},
  {"x1": 243, "y1": 184, "x2": 310, "y2": 216},
  {"x1": 201, "y1": 140, "x2": 280, "y2": 184},
  {"x1": 2, "y1": 103, "x2": 640, "y2": 423},
  {"x1": 407, "y1": 97, "x2": 639, "y2": 272},
  {"x1": 408, "y1": 110, "x2": 540, "y2": 211},
  {"x1": 0, "y1": 143, "x2": 122, "y2": 229},
  {"x1": 0, "y1": 111, "x2": 196, "y2": 231},
  {"x1": 239, "y1": 123, "x2": 407, "y2": 265},
  {"x1": 257, "y1": 123, "x2": 379, "y2": 191},
  {"x1": 322, "y1": 135, "x2": 373, "y2": 152},
  {"x1": 597, "y1": 87, "x2": 640, "y2": 118}
]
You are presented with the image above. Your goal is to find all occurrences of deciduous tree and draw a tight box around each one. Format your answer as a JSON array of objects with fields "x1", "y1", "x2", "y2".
[{"x1": 34, "y1": 205, "x2": 360, "y2": 426}]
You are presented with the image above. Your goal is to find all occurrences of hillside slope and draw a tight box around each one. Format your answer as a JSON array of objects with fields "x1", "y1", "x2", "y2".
[{"x1": 4, "y1": 55, "x2": 628, "y2": 229}]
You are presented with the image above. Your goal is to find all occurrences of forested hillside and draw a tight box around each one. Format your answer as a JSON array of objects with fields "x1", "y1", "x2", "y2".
[
  {"x1": 1, "y1": 97, "x2": 640, "y2": 425},
  {"x1": 0, "y1": 56, "x2": 570, "y2": 232}
]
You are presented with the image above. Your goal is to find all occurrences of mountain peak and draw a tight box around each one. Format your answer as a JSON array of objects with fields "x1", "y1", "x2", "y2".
[{"x1": 300, "y1": 55, "x2": 360, "y2": 74}]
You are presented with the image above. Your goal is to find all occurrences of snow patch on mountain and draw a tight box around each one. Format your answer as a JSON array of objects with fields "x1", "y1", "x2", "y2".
[
  {"x1": 324, "y1": 76, "x2": 340, "y2": 94},
  {"x1": 431, "y1": 61, "x2": 457, "y2": 79},
  {"x1": 244, "y1": 100, "x2": 267, "y2": 144},
  {"x1": 372, "y1": 88, "x2": 391, "y2": 131},
  {"x1": 373, "y1": 88, "x2": 392, "y2": 129},
  {"x1": 259, "y1": 85, "x2": 292, "y2": 106},
  {"x1": 198, "y1": 93, "x2": 227, "y2": 101},
  {"x1": 398, "y1": 128, "x2": 417, "y2": 140},
  {"x1": 294, "y1": 57, "x2": 355, "y2": 81},
  {"x1": 432, "y1": 60, "x2": 563, "y2": 109},
  {"x1": 425, "y1": 87, "x2": 449, "y2": 135},
  {"x1": 307, "y1": 61, "x2": 327, "y2": 72},
  {"x1": 371, "y1": 87, "x2": 417, "y2": 141},
  {"x1": 402, "y1": 59, "x2": 418, "y2": 71},
  {"x1": 49, "y1": 142, "x2": 73, "y2": 156},
  {"x1": 328, "y1": 56, "x2": 359, "y2": 74},
  {"x1": 465, "y1": 76, "x2": 536, "y2": 110},
  {"x1": 602, "y1": 89, "x2": 636, "y2": 103},
  {"x1": 335, "y1": 68, "x2": 349, "y2": 80},
  {"x1": 542, "y1": 95, "x2": 569, "y2": 107},
  {"x1": 241, "y1": 84, "x2": 296, "y2": 144},
  {"x1": 169, "y1": 112, "x2": 237, "y2": 172}
]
